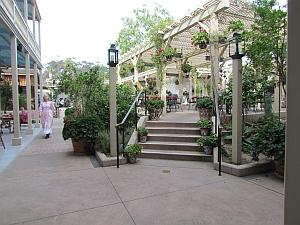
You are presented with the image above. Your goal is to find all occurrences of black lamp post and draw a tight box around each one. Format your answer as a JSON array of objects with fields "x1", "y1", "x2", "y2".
[
  {"x1": 107, "y1": 44, "x2": 119, "y2": 67},
  {"x1": 229, "y1": 33, "x2": 245, "y2": 60}
]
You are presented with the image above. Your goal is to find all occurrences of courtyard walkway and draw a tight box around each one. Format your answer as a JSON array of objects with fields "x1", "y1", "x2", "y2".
[{"x1": 0, "y1": 110, "x2": 284, "y2": 225}]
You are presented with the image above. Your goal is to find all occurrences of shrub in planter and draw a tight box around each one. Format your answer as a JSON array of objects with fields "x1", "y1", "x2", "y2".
[
  {"x1": 196, "y1": 97, "x2": 214, "y2": 109},
  {"x1": 124, "y1": 143, "x2": 143, "y2": 164},
  {"x1": 197, "y1": 119, "x2": 213, "y2": 129},
  {"x1": 197, "y1": 132, "x2": 218, "y2": 155},
  {"x1": 137, "y1": 127, "x2": 149, "y2": 143}
]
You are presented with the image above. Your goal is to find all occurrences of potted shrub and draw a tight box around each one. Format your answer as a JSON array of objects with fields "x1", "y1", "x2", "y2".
[
  {"x1": 197, "y1": 132, "x2": 218, "y2": 155},
  {"x1": 249, "y1": 115, "x2": 286, "y2": 179},
  {"x1": 137, "y1": 127, "x2": 149, "y2": 143},
  {"x1": 124, "y1": 143, "x2": 143, "y2": 164},
  {"x1": 146, "y1": 99, "x2": 164, "y2": 120},
  {"x1": 196, "y1": 97, "x2": 214, "y2": 119},
  {"x1": 191, "y1": 28, "x2": 209, "y2": 49},
  {"x1": 181, "y1": 63, "x2": 192, "y2": 73},
  {"x1": 62, "y1": 114, "x2": 104, "y2": 155},
  {"x1": 197, "y1": 119, "x2": 213, "y2": 136}
]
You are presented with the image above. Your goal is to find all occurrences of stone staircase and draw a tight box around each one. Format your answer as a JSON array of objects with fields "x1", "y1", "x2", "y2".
[{"x1": 139, "y1": 120, "x2": 213, "y2": 162}]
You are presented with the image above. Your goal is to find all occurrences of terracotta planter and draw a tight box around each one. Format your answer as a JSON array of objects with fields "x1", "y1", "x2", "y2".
[
  {"x1": 128, "y1": 156, "x2": 137, "y2": 164},
  {"x1": 198, "y1": 108, "x2": 212, "y2": 120},
  {"x1": 200, "y1": 128, "x2": 210, "y2": 136},
  {"x1": 203, "y1": 146, "x2": 213, "y2": 155},
  {"x1": 139, "y1": 135, "x2": 147, "y2": 143},
  {"x1": 275, "y1": 163, "x2": 284, "y2": 180},
  {"x1": 71, "y1": 139, "x2": 94, "y2": 156}
]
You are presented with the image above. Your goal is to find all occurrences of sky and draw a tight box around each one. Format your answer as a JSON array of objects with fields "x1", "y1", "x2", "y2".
[{"x1": 37, "y1": 0, "x2": 287, "y2": 67}]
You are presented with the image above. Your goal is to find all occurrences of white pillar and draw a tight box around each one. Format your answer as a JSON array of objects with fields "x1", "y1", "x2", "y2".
[
  {"x1": 25, "y1": 52, "x2": 33, "y2": 134},
  {"x1": 161, "y1": 71, "x2": 167, "y2": 116},
  {"x1": 34, "y1": 63, "x2": 40, "y2": 128},
  {"x1": 38, "y1": 21, "x2": 41, "y2": 49},
  {"x1": 210, "y1": 13, "x2": 219, "y2": 101},
  {"x1": 10, "y1": 35, "x2": 22, "y2": 145},
  {"x1": 285, "y1": 0, "x2": 300, "y2": 223},
  {"x1": 109, "y1": 66, "x2": 117, "y2": 157},
  {"x1": 273, "y1": 83, "x2": 282, "y2": 113},
  {"x1": 232, "y1": 58, "x2": 242, "y2": 164},
  {"x1": 23, "y1": 0, "x2": 28, "y2": 24},
  {"x1": 39, "y1": 68, "x2": 43, "y2": 99},
  {"x1": 32, "y1": 5, "x2": 36, "y2": 39}
]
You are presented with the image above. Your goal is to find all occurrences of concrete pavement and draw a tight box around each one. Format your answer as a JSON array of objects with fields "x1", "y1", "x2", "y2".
[{"x1": 0, "y1": 112, "x2": 284, "y2": 225}]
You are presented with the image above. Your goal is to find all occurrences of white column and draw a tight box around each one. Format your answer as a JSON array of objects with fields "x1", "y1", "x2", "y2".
[
  {"x1": 210, "y1": 13, "x2": 219, "y2": 101},
  {"x1": 25, "y1": 52, "x2": 33, "y2": 134},
  {"x1": 38, "y1": 21, "x2": 41, "y2": 49},
  {"x1": 32, "y1": 5, "x2": 36, "y2": 39},
  {"x1": 34, "y1": 63, "x2": 40, "y2": 128},
  {"x1": 10, "y1": 35, "x2": 22, "y2": 145},
  {"x1": 285, "y1": 0, "x2": 300, "y2": 223},
  {"x1": 109, "y1": 66, "x2": 117, "y2": 157},
  {"x1": 273, "y1": 83, "x2": 282, "y2": 113},
  {"x1": 161, "y1": 71, "x2": 167, "y2": 116},
  {"x1": 23, "y1": 0, "x2": 28, "y2": 24},
  {"x1": 39, "y1": 68, "x2": 43, "y2": 103},
  {"x1": 232, "y1": 58, "x2": 242, "y2": 164}
]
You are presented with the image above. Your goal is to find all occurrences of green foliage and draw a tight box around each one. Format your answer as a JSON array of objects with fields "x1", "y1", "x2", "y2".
[
  {"x1": 146, "y1": 99, "x2": 164, "y2": 112},
  {"x1": 249, "y1": 115, "x2": 285, "y2": 166},
  {"x1": 197, "y1": 119, "x2": 213, "y2": 129},
  {"x1": 94, "y1": 130, "x2": 110, "y2": 155},
  {"x1": 18, "y1": 93, "x2": 27, "y2": 109},
  {"x1": 137, "y1": 127, "x2": 149, "y2": 136},
  {"x1": 0, "y1": 81, "x2": 12, "y2": 110},
  {"x1": 181, "y1": 63, "x2": 192, "y2": 73},
  {"x1": 197, "y1": 132, "x2": 218, "y2": 147},
  {"x1": 64, "y1": 107, "x2": 75, "y2": 115},
  {"x1": 193, "y1": 73, "x2": 201, "y2": 96},
  {"x1": 196, "y1": 97, "x2": 214, "y2": 109},
  {"x1": 62, "y1": 115, "x2": 104, "y2": 143},
  {"x1": 124, "y1": 143, "x2": 143, "y2": 157},
  {"x1": 115, "y1": 3, "x2": 174, "y2": 54},
  {"x1": 191, "y1": 29, "x2": 209, "y2": 46}
]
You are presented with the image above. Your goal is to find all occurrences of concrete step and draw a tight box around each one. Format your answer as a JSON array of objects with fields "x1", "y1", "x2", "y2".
[
  {"x1": 139, "y1": 149, "x2": 213, "y2": 162},
  {"x1": 146, "y1": 121, "x2": 198, "y2": 128},
  {"x1": 147, "y1": 127, "x2": 200, "y2": 135},
  {"x1": 147, "y1": 133, "x2": 200, "y2": 143},
  {"x1": 140, "y1": 141, "x2": 200, "y2": 151}
]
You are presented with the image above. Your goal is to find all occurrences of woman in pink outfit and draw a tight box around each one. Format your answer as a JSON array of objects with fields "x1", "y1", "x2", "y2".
[{"x1": 39, "y1": 94, "x2": 55, "y2": 139}]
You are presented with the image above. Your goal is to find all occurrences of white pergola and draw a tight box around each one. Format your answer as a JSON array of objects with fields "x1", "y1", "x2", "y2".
[{"x1": 118, "y1": 0, "x2": 254, "y2": 95}]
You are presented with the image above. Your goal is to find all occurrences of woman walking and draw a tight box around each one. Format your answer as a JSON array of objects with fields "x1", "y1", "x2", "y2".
[{"x1": 39, "y1": 94, "x2": 55, "y2": 139}]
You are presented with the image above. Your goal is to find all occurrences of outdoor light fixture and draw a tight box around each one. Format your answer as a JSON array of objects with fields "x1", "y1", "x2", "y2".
[
  {"x1": 107, "y1": 44, "x2": 119, "y2": 67},
  {"x1": 0, "y1": 68, "x2": 3, "y2": 81},
  {"x1": 229, "y1": 33, "x2": 245, "y2": 60}
]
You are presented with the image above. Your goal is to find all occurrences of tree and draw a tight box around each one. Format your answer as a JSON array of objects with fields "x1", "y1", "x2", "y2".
[
  {"x1": 115, "y1": 3, "x2": 174, "y2": 54},
  {"x1": 246, "y1": 0, "x2": 287, "y2": 95},
  {"x1": 0, "y1": 81, "x2": 12, "y2": 111}
]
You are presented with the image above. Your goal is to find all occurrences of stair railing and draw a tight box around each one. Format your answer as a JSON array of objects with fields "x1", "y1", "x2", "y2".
[{"x1": 115, "y1": 89, "x2": 144, "y2": 168}]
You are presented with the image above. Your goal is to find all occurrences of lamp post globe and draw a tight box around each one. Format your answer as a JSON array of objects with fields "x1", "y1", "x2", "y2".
[
  {"x1": 107, "y1": 44, "x2": 118, "y2": 67},
  {"x1": 229, "y1": 33, "x2": 245, "y2": 60}
]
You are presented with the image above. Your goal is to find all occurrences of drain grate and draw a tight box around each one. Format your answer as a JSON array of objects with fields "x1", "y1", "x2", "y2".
[{"x1": 89, "y1": 155, "x2": 101, "y2": 168}]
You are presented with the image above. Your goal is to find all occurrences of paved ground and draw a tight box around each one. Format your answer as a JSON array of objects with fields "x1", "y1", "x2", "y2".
[{"x1": 0, "y1": 110, "x2": 284, "y2": 225}]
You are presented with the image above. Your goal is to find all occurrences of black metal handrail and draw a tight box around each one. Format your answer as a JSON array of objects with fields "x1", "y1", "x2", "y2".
[{"x1": 115, "y1": 89, "x2": 144, "y2": 168}]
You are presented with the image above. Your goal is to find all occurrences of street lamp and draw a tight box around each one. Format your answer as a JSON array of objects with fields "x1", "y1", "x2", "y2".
[
  {"x1": 107, "y1": 44, "x2": 118, "y2": 67},
  {"x1": 107, "y1": 44, "x2": 119, "y2": 166},
  {"x1": 229, "y1": 33, "x2": 245, "y2": 165},
  {"x1": 229, "y1": 33, "x2": 245, "y2": 60}
]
